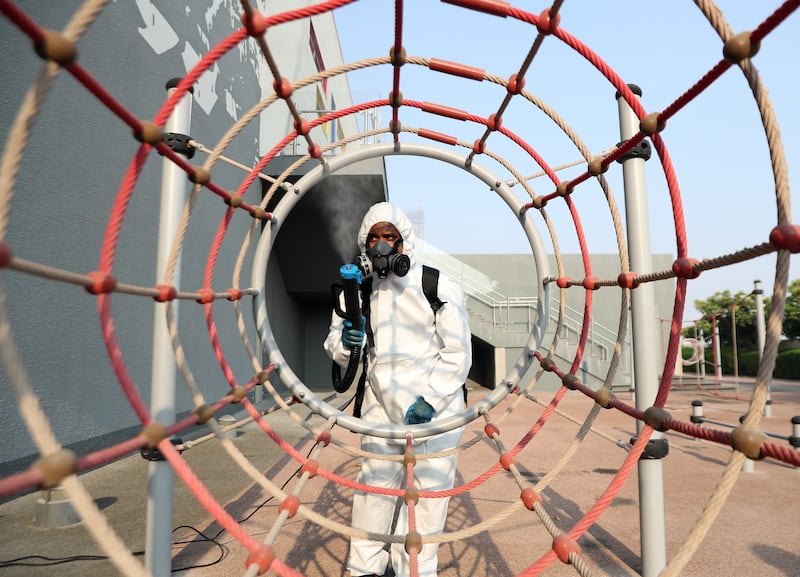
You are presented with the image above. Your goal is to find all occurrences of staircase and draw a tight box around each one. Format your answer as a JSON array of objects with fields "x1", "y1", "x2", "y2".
[{"x1": 415, "y1": 239, "x2": 632, "y2": 390}]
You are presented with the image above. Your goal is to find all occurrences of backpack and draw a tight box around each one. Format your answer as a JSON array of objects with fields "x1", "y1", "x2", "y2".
[{"x1": 353, "y1": 265, "x2": 468, "y2": 417}]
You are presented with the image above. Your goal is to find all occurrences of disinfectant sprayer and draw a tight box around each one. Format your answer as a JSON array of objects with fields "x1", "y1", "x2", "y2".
[
  {"x1": 331, "y1": 263, "x2": 364, "y2": 393},
  {"x1": 330, "y1": 242, "x2": 410, "y2": 393}
]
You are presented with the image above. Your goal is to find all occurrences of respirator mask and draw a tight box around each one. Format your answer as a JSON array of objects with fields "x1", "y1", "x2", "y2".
[{"x1": 358, "y1": 239, "x2": 410, "y2": 279}]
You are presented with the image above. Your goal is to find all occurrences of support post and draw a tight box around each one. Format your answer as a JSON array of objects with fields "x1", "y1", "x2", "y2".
[
  {"x1": 699, "y1": 327, "x2": 706, "y2": 384},
  {"x1": 146, "y1": 78, "x2": 193, "y2": 577},
  {"x1": 712, "y1": 313, "x2": 722, "y2": 384},
  {"x1": 753, "y1": 280, "x2": 770, "y2": 416},
  {"x1": 731, "y1": 305, "x2": 739, "y2": 397},
  {"x1": 616, "y1": 84, "x2": 667, "y2": 577}
]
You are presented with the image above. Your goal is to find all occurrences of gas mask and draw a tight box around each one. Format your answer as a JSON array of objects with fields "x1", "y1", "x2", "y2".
[{"x1": 358, "y1": 239, "x2": 410, "y2": 279}]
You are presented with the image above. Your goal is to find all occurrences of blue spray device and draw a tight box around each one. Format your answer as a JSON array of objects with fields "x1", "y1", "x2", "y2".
[{"x1": 331, "y1": 263, "x2": 364, "y2": 393}]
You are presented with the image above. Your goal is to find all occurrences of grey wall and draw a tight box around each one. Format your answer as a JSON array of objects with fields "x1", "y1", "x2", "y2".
[
  {"x1": 1, "y1": 2, "x2": 265, "y2": 473},
  {"x1": 457, "y1": 253, "x2": 676, "y2": 391},
  {"x1": 458, "y1": 253, "x2": 675, "y2": 336}
]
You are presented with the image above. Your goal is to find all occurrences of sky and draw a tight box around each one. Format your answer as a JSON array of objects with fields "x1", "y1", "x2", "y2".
[{"x1": 330, "y1": 1, "x2": 799, "y2": 323}]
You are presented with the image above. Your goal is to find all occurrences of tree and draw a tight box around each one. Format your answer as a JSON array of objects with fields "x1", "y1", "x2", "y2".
[
  {"x1": 684, "y1": 289, "x2": 759, "y2": 350},
  {"x1": 781, "y1": 279, "x2": 800, "y2": 340},
  {"x1": 685, "y1": 279, "x2": 800, "y2": 345}
]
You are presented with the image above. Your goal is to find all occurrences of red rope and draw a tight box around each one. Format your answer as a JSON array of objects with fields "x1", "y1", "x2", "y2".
[
  {"x1": 203, "y1": 207, "x2": 240, "y2": 389},
  {"x1": 512, "y1": 385, "x2": 568, "y2": 457},
  {"x1": 159, "y1": 440, "x2": 258, "y2": 549},
  {"x1": 520, "y1": 426, "x2": 653, "y2": 576},
  {"x1": 0, "y1": 375, "x2": 263, "y2": 500},
  {"x1": 750, "y1": 0, "x2": 800, "y2": 44},
  {"x1": 3, "y1": 1, "x2": 799, "y2": 572},
  {"x1": 238, "y1": 99, "x2": 391, "y2": 198},
  {"x1": 655, "y1": 277, "x2": 688, "y2": 408},
  {"x1": 4, "y1": 0, "x2": 263, "y2": 226},
  {"x1": 651, "y1": 133, "x2": 688, "y2": 258},
  {"x1": 0, "y1": 0, "x2": 44, "y2": 43},
  {"x1": 0, "y1": 469, "x2": 44, "y2": 501},
  {"x1": 237, "y1": 395, "x2": 506, "y2": 499},
  {"x1": 569, "y1": 352, "x2": 800, "y2": 469},
  {"x1": 761, "y1": 441, "x2": 800, "y2": 466},
  {"x1": 263, "y1": 0, "x2": 357, "y2": 26},
  {"x1": 97, "y1": 293, "x2": 151, "y2": 423}
]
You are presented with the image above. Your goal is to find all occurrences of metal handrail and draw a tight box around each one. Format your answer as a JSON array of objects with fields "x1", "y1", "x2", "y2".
[{"x1": 415, "y1": 243, "x2": 627, "y2": 357}]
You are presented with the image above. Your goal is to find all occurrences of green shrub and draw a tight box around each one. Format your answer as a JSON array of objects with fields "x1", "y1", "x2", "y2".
[
  {"x1": 774, "y1": 348, "x2": 800, "y2": 379},
  {"x1": 711, "y1": 347, "x2": 799, "y2": 379},
  {"x1": 737, "y1": 350, "x2": 760, "y2": 376},
  {"x1": 676, "y1": 345, "x2": 800, "y2": 379}
]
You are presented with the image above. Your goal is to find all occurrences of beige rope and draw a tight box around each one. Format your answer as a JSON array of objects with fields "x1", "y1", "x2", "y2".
[
  {"x1": 658, "y1": 2, "x2": 792, "y2": 575},
  {"x1": 0, "y1": 0, "x2": 113, "y2": 240},
  {"x1": 0, "y1": 2, "x2": 153, "y2": 575},
  {"x1": 0, "y1": 1, "x2": 794, "y2": 574},
  {"x1": 527, "y1": 393, "x2": 624, "y2": 448}
]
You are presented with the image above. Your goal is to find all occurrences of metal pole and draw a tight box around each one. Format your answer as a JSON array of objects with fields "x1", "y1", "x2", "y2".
[
  {"x1": 754, "y1": 280, "x2": 770, "y2": 416},
  {"x1": 699, "y1": 327, "x2": 706, "y2": 384},
  {"x1": 146, "y1": 78, "x2": 192, "y2": 577},
  {"x1": 712, "y1": 313, "x2": 722, "y2": 384},
  {"x1": 731, "y1": 305, "x2": 739, "y2": 397},
  {"x1": 616, "y1": 84, "x2": 667, "y2": 577}
]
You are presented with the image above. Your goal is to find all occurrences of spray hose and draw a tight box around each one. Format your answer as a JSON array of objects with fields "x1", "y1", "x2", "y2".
[{"x1": 331, "y1": 264, "x2": 363, "y2": 393}]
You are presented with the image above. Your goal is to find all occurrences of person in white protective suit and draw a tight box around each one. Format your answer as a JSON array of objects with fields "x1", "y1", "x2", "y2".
[{"x1": 324, "y1": 202, "x2": 472, "y2": 577}]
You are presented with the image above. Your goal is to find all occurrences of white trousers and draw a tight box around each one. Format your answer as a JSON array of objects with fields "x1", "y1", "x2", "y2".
[{"x1": 348, "y1": 428, "x2": 463, "y2": 577}]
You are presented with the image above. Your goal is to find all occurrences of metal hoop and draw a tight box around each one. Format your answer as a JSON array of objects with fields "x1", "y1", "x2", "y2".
[
  {"x1": 680, "y1": 337, "x2": 704, "y2": 366},
  {"x1": 251, "y1": 142, "x2": 551, "y2": 439}
]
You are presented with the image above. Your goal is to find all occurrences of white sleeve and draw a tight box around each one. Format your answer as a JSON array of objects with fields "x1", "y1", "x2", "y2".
[
  {"x1": 425, "y1": 275, "x2": 472, "y2": 406},
  {"x1": 323, "y1": 297, "x2": 351, "y2": 368}
]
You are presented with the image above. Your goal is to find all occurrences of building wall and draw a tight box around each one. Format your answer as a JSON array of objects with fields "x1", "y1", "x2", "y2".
[
  {"x1": 457, "y1": 253, "x2": 677, "y2": 391},
  {"x1": 0, "y1": 1, "x2": 351, "y2": 473}
]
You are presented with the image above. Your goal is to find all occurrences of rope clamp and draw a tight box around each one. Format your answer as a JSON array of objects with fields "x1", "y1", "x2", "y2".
[
  {"x1": 615, "y1": 139, "x2": 651, "y2": 163},
  {"x1": 140, "y1": 438, "x2": 184, "y2": 461},
  {"x1": 162, "y1": 132, "x2": 195, "y2": 158},
  {"x1": 630, "y1": 436, "x2": 669, "y2": 460}
]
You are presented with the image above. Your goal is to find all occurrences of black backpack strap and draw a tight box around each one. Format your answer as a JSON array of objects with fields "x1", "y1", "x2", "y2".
[
  {"x1": 361, "y1": 277, "x2": 374, "y2": 349},
  {"x1": 352, "y1": 353, "x2": 368, "y2": 418},
  {"x1": 422, "y1": 265, "x2": 446, "y2": 313}
]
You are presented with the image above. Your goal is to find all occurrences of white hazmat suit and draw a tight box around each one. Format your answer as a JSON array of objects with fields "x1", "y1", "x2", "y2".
[{"x1": 324, "y1": 202, "x2": 472, "y2": 577}]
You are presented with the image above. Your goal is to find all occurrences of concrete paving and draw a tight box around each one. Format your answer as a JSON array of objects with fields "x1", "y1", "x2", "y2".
[{"x1": 0, "y1": 381, "x2": 798, "y2": 577}]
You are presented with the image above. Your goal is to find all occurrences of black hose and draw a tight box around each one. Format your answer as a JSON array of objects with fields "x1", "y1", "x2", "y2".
[
  {"x1": 330, "y1": 268, "x2": 364, "y2": 394},
  {"x1": 331, "y1": 346, "x2": 361, "y2": 393}
]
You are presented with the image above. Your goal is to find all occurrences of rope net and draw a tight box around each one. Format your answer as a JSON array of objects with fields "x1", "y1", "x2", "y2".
[{"x1": 0, "y1": 1, "x2": 798, "y2": 576}]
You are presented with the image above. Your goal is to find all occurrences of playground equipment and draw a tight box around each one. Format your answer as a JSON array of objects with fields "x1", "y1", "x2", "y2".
[{"x1": 1, "y1": 2, "x2": 799, "y2": 577}]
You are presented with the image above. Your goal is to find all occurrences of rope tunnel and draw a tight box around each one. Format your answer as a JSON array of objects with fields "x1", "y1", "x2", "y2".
[{"x1": 0, "y1": 1, "x2": 798, "y2": 577}]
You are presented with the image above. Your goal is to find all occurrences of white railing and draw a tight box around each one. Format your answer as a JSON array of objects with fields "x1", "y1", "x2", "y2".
[{"x1": 416, "y1": 241, "x2": 629, "y2": 365}]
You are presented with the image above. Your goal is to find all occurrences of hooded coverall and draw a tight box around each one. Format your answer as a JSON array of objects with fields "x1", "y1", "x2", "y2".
[{"x1": 324, "y1": 202, "x2": 472, "y2": 577}]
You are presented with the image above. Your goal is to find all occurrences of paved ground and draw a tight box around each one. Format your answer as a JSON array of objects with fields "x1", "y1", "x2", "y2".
[{"x1": 0, "y1": 380, "x2": 798, "y2": 577}]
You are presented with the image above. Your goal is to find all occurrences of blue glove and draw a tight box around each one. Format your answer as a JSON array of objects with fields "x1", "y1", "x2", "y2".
[
  {"x1": 404, "y1": 396, "x2": 435, "y2": 425},
  {"x1": 342, "y1": 316, "x2": 365, "y2": 349}
]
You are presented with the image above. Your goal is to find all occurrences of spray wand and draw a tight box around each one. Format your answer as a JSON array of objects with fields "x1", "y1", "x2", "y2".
[{"x1": 331, "y1": 263, "x2": 364, "y2": 392}]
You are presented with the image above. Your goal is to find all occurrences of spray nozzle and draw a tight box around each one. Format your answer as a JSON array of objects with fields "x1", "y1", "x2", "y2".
[
  {"x1": 331, "y1": 264, "x2": 365, "y2": 394},
  {"x1": 334, "y1": 263, "x2": 363, "y2": 333},
  {"x1": 339, "y1": 263, "x2": 363, "y2": 284}
]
